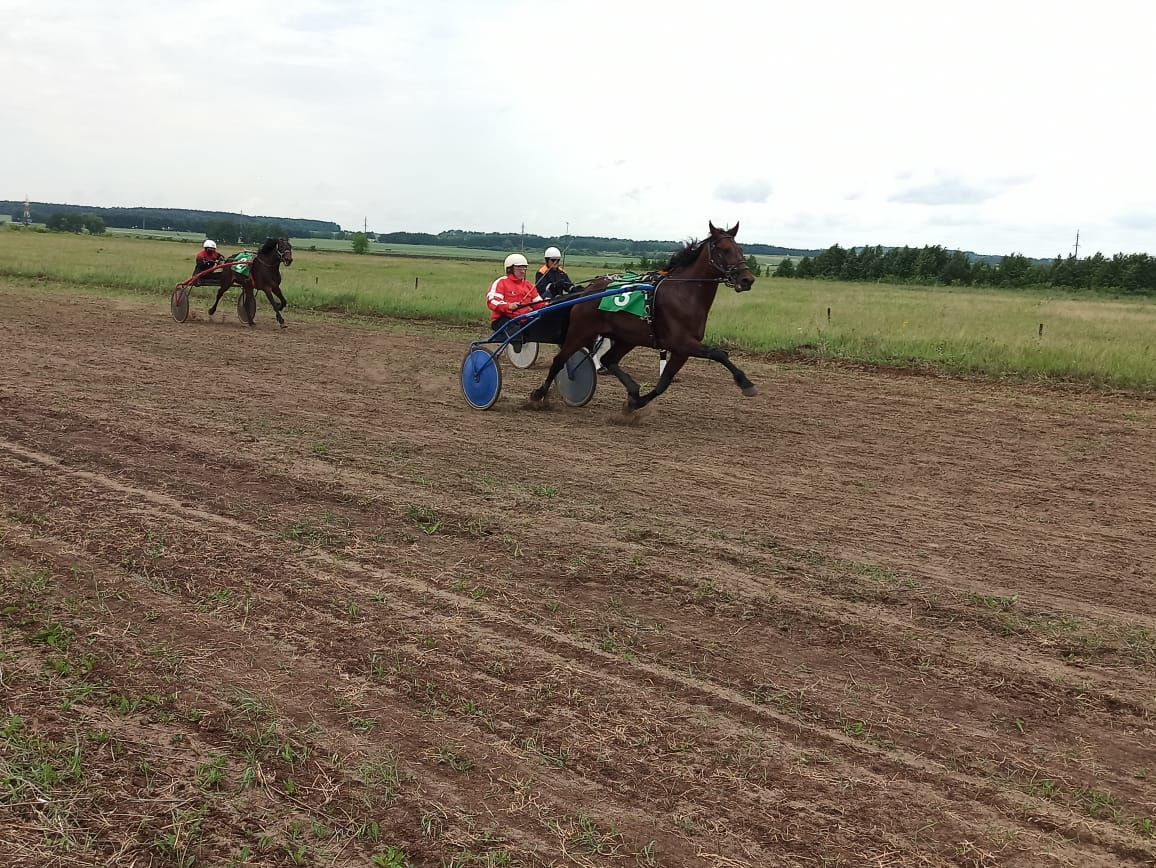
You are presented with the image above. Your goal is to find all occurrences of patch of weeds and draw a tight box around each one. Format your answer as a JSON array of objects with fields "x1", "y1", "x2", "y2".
[
  {"x1": 283, "y1": 522, "x2": 340, "y2": 548},
  {"x1": 312, "y1": 441, "x2": 330, "y2": 456},
  {"x1": 148, "y1": 805, "x2": 206, "y2": 867},
  {"x1": 842, "y1": 720, "x2": 867, "y2": 738},
  {"x1": 528, "y1": 484, "x2": 558, "y2": 498},
  {"x1": 349, "y1": 716, "x2": 377, "y2": 733},
  {"x1": 523, "y1": 737, "x2": 570, "y2": 769},
  {"x1": 368, "y1": 654, "x2": 390, "y2": 681},
  {"x1": 196, "y1": 754, "x2": 228, "y2": 790},
  {"x1": 356, "y1": 752, "x2": 402, "y2": 801},
  {"x1": 967, "y1": 592, "x2": 1018, "y2": 612},
  {"x1": 16, "y1": 566, "x2": 53, "y2": 593},
  {"x1": 371, "y1": 847, "x2": 411, "y2": 868},
  {"x1": 232, "y1": 689, "x2": 270, "y2": 721},
  {"x1": 458, "y1": 698, "x2": 482, "y2": 717},
  {"x1": 1120, "y1": 627, "x2": 1155, "y2": 663},
  {"x1": 404, "y1": 504, "x2": 443, "y2": 535},
  {"x1": 562, "y1": 814, "x2": 623, "y2": 857},
  {"x1": 32, "y1": 622, "x2": 72, "y2": 651},
  {"x1": 433, "y1": 747, "x2": 472, "y2": 772}
]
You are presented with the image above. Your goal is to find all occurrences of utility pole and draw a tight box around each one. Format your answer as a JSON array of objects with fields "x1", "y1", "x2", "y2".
[
  {"x1": 520, "y1": 222, "x2": 525, "y2": 253},
  {"x1": 22, "y1": 195, "x2": 31, "y2": 225},
  {"x1": 1073, "y1": 229, "x2": 1080, "y2": 259},
  {"x1": 363, "y1": 216, "x2": 367, "y2": 234}
]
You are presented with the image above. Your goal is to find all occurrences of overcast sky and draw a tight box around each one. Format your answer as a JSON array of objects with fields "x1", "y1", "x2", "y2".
[{"x1": 5, "y1": 0, "x2": 1155, "y2": 257}]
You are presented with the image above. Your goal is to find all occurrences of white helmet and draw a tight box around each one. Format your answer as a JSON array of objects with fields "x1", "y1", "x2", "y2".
[
  {"x1": 203, "y1": 239, "x2": 217, "y2": 249},
  {"x1": 544, "y1": 246, "x2": 562, "y2": 260},
  {"x1": 504, "y1": 253, "x2": 528, "y2": 270}
]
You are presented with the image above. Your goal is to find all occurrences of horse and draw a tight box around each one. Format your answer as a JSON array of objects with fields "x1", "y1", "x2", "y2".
[
  {"x1": 207, "y1": 238, "x2": 294, "y2": 328},
  {"x1": 529, "y1": 222, "x2": 757, "y2": 412}
]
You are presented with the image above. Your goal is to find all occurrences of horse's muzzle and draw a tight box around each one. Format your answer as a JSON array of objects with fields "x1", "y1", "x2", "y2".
[{"x1": 734, "y1": 276, "x2": 755, "y2": 293}]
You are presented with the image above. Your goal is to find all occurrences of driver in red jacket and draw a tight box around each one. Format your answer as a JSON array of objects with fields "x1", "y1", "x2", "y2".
[
  {"x1": 194, "y1": 239, "x2": 225, "y2": 273},
  {"x1": 487, "y1": 253, "x2": 546, "y2": 324}
]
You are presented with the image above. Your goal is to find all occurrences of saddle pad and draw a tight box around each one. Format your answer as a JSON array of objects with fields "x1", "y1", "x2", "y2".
[
  {"x1": 230, "y1": 251, "x2": 255, "y2": 277},
  {"x1": 597, "y1": 289, "x2": 648, "y2": 317}
]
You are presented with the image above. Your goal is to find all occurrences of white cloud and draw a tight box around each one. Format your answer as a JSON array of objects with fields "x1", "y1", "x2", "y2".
[
  {"x1": 715, "y1": 180, "x2": 773, "y2": 204},
  {"x1": 5, "y1": 0, "x2": 1156, "y2": 257}
]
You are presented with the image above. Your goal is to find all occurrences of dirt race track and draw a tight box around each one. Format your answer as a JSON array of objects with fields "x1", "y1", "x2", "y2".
[{"x1": 1, "y1": 286, "x2": 1154, "y2": 868}]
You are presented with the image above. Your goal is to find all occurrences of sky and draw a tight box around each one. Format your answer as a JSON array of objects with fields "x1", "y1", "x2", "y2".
[{"x1": 4, "y1": 0, "x2": 1156, "y2": 258}]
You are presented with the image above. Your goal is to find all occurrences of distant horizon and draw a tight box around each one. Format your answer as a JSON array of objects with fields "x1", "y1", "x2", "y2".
[{"x1": 4, "y1": 198, "x2": 1103, "y2": 263}]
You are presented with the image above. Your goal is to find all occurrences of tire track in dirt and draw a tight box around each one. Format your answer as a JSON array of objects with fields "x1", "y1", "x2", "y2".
[
  {"x1": 3, "y1": 286, "x2": 1154, "y2": 866},
  {"x1": 3, "y1": 434, "x2": 1153, "y2": 865}
]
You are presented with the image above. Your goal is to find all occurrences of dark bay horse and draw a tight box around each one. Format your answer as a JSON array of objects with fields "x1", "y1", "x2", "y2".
[
  {"x1": 207, "y1": 238, "x2": 294, "y2": 328},
  {"x1": 530, "y1": 222, "x2": 757, "y2": 412}
]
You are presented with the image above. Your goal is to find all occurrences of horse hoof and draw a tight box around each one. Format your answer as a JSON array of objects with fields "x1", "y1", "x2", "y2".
[
  {"x1": 741, "y1": 384, "x2": 759, "y2": 397},
  {"x1": 278, "y1": 321, "x2": 288, "y2": 329}
]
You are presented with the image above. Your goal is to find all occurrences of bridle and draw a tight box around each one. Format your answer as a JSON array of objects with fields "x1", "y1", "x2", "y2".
[{"x1": 705, "y1": 237, "x2": 749, "y2": 289}]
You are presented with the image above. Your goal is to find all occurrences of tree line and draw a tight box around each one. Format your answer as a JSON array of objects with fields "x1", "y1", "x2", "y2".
[
  {"x1": 775, "y1": 244, "x2": 1156, "y2": 295},
  {"x1": 3, "y1": 201, "x2": 338, "y2": 237},
  {"x1": 374, "y1": 229, "x2": 814, "y2": 259},
  {"x1": 46, "y1": 213, "x2": 106, "y2": 234}
]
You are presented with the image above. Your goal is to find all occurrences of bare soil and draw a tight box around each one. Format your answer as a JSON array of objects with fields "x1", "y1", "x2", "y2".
[{"x1": 1, "y1": 286, "x2": 1153, "y2": 867}]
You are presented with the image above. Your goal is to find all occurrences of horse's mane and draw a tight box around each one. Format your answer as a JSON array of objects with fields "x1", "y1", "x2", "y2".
[
  {"x1": 664, "y1": 238, "x2": 705, "y2": 272},
  {"x1": 258, "y1": 238, "x2": 280, "y2": 255}
]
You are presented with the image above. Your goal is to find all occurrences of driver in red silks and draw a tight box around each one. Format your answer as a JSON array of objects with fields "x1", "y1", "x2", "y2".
[
  {"x1": 486, "y1": 253, "x2": 546, "y2": 325},
  {"x1": 194, "y1": 239, "x2": 225, "y2": 273}
]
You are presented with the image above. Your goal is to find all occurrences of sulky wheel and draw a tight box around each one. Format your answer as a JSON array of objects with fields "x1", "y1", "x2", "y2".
[
  {"x1": 171, "y1": 286, "x2": 190, "y2": 323},
  {"x1": 236, "y1": 292, "x2": 257, "y2": 325},
  {"x1": 505, "y1": 339, "x2": 539, "y2": 369},
  {"x1": 555, "y1": 349, "x2": 597, "y2": 407},
  {"x1": 460, "y1": 348, "x2": 502, "y2": 410}
]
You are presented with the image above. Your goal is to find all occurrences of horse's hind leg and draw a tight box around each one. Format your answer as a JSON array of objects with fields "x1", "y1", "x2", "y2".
[
  {"x1": 634, "y1": 351, "x2": 690, "y2": 409},
  {"x1": 529, "y1": 348, "x2": 569, "y2": 403},
  {"x1": 207, "y1": 283, "x2": 229, "y2": 316},
  {"x1": 599, "y1": 342, "x2": 644, "y2": 409},
  {"x1": 242, "y1": 285, "x2": 257, "y2": 327}
]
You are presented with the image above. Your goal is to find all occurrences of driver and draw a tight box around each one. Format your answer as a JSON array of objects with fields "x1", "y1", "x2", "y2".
[
  {"x1": 487, "y1": 252, "x2": 570, "y2": 343},
  {"x1": 194, "y1": 239, "x2": 225, "y2": 273},
  {"x1": 487, "y1": 253, "x2": 546, "y2": 325},
  {"x1": 535, "y1": 246, "x2": 573, "y2": 300}
]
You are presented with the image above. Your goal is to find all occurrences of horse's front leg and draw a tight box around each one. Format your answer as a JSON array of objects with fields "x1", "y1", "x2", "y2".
[
  {"x1": 262, "y1": 288, "x2": 286, "y2": 328},
  {"x1": 681, "y1": 342, "x2": 757, "y2": 397},
  {"x1": 706, "y1": 346, "x2": 757, "y2": 396}
]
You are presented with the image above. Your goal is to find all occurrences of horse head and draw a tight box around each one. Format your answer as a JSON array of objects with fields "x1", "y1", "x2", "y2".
[
  {"x1": 707, "y1": 222, "x2": 755, "y2": 292},
  {"x1": 259, "y1": 237, "x2": 294, "y2": 266}
]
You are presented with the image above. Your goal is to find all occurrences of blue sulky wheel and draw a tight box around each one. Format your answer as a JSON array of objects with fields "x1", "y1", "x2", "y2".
[
  {"x1": 171, "y1": 285, "x2": 190, "y2": 323},
  {"x1": 555, "y1": 350, "x2": 597, "y2": 407},
  {"x1": 460, "y1": 348, "x2": 502, "y2": 410}
]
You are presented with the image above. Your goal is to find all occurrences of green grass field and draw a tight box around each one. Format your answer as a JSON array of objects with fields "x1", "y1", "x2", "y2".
[{"x1": 3, "y1": 227, "x2": 1154, "y2": 389}]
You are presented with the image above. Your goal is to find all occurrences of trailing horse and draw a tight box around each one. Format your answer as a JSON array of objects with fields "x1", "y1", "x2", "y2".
[
  {"x1": 530, "y1": 222, "x2": 757, "y2": 412},
  {"x1": 207, "y1": 238, "x2": 294, "y2": 328}
]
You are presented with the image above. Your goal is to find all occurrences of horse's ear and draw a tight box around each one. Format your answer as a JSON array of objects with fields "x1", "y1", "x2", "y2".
[
  {"x1": 709, "y1": 221, "x2": 720, "y2": 236},
  {"x1": 728, "y1": 222, "x2": 739, "y2": 237}
]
